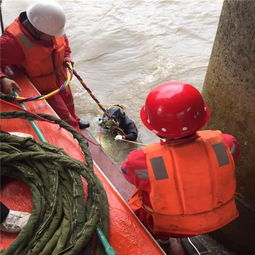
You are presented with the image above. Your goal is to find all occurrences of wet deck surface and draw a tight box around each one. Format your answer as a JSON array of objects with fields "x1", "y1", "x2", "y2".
[{"x1": 81, "y1": 130, "x2": 135, "y2": 201}]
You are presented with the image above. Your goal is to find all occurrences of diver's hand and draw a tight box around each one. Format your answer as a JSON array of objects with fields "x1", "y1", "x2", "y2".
[
  {"x1": 0, "y1": 77, "x2": 21, "y2": 94},
  {"x1": 115, "y1": 135, "x2": 124, "y2": 141}
]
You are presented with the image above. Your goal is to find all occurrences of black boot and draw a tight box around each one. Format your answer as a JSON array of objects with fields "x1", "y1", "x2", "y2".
[{"x1": 79, "y1": 120, "x2": 90, "y2": 129}]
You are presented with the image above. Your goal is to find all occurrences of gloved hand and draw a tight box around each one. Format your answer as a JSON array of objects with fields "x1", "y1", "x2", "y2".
[
  {"x1": 64, "y1": 57, "x2": 74, "y2": 68},
  {"x1": 9, "y1": 132, "x2": 34, "y2": 139},
  {"x1": 114, "y1": 135, "x2": 123, "y2": 141}
]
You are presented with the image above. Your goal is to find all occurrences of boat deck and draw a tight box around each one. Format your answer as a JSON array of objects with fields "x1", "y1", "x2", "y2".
[{"x1": 82, "y1": 130, "x2": 134, "y2": 201}]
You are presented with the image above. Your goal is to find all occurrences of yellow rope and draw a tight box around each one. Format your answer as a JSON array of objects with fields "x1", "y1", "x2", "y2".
[{"x1": 15, "y1": 63, "x2": 72, "y2": 102}]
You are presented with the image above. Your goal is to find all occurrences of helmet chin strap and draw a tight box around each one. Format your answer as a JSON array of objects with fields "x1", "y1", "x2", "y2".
[
  {"x1": 23, "y1": 18, "x2": 54, "y2": 42},
  {"x1": 159, "y1": 132, "x2": 197, "y2": 139},
  {"x1": 22, "y1": 19, "x2": 42, "y2": 40},
  {"x1": 159, "y1": 133, "x2": 197, "y2": 143}
]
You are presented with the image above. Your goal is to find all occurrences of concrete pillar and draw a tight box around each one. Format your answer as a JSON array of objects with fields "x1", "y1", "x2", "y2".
[{"x1": 202, "y1": 1, "x2": 255, "y2": 254}]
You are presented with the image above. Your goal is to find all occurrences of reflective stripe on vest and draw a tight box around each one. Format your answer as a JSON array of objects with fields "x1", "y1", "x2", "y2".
[
  {"x1": 212, "y1": 142, "x2": 230, "y2": 166},
  {"x1": 149, "y1": 142, "x2": 230, "y2": 182},
  {"x1": 135, "y1": 169, "x2": 149, "y2": 180},
  {"x1": 150, "y1": 157, "x2": 168, "y2": 180},
  {"x1": 18, "y1": 34, "x2": 33, "y2": 49}
]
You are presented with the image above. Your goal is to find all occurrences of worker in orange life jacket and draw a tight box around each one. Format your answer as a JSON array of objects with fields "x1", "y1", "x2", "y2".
[
  {"x1": 121, "y1": 81, "x2": 240, "y2": 247},
  {"x1": 0, "y1": 1, "x2": 89, "y2": 130}
]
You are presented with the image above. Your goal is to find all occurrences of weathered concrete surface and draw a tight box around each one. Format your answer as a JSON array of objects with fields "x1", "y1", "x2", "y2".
[
  {"x1": 202, "y1": 0, "x2": 255, "y2": 208},
  {"x1": 202, "y1": 1, "x2": 255, "y2": 254}
]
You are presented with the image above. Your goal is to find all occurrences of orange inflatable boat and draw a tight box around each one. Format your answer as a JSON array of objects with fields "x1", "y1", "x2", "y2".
[{"x1": 0, "y1": 69, "x2": 164, "y2": 255}]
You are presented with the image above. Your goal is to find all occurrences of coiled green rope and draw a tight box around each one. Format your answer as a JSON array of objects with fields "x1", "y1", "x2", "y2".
[
  {"x1": 0, "y1": 93, "x2": 16, "y2": 102},
  {"x1": 0, "y1": 111, "x2": 109, "y2": 255}
]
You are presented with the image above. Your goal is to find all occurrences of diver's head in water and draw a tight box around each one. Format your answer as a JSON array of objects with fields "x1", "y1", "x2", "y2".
[{"x1": 99, "y1": 105, "x2": 125, "y2": 130}]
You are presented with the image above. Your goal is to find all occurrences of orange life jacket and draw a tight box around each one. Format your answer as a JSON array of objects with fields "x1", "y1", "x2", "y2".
[
  {"x1": 142, "y1": 130, "x2": 239, "y2": 236},
  {"x1": 6, "y1": 18, "x2": 67, "y2": 94}
]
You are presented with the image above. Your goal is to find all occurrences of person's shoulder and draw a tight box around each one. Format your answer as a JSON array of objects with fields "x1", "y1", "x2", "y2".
[
  {"x1": 126, "y1": 149, "x2": 145, "y2": 161},
  {"x1": 221, "y1": 133, "x2": 239, "y2": 149},
  {"x1": 121, "y1": 149, "x2": 147, "y2": 174},
  {"x1": 0, "y1": 32, "x2": 24, "y2": 57}
]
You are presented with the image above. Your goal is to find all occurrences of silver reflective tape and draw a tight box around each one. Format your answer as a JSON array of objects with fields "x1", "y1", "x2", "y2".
[
  {"x1": 135, "y1": 169, "x2": 149, "y2": 180},
  {"x1": 19, "y1": 34, "x2": 33, "y2": 49},
  {"x1": 230, "y1": 144, "x2": 236, "y2": 155},
  {"x1": 212, "y1": 143, "x2": 230, "y2": 167},
  {"x1": 150, "y1": 157, "x2": 168, "y2": 180}
]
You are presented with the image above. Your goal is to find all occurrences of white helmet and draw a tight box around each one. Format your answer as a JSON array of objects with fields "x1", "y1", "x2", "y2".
[{"x1": 27, "y1": 1, "x2": 66, "y2": 36}]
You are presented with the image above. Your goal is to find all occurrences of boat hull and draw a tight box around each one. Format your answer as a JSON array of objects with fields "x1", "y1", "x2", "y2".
[{"x1": 0, "y1": 69, "x2": 164, "y2": 255}]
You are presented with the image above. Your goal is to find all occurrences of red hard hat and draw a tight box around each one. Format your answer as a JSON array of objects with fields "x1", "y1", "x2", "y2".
[{"x1": 140, "y1": 81, "x2": 210, "y2": 138}]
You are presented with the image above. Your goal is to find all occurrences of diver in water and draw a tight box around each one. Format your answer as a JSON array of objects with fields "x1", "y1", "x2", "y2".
[{"x1": 99, "y1": 105, "x2": 138, "y2": 141}]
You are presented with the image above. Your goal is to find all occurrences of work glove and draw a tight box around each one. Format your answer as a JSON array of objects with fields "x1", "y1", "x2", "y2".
[
  {"x1": 9, "y1": 132, "x2": 34, "y2": 139},
  {"x1": 64, "y1": 57, "x2": 74, "y2": 68},
  {"x1": 114, "y1": 135, "x2": 123, "y2": 141}
]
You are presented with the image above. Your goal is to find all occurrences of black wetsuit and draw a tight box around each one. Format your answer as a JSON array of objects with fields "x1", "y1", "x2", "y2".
[
  {"x1": 103, "y1": 107, "x2": 138, "y2": 141},
  {"x1": 0, "y1": 202, "x2": 9, "y2": 223},
  {"x1": 119, "y1": 115, "x2": 138, "y2": 141}
]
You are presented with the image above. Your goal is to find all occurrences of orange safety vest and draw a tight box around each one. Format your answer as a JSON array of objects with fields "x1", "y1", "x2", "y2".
[
  {"x1": 6, "y1": 18, "x2": 67, "y2": 94},
  {"x1": 142, "y1": 130, "x2": 239, "y2": 236}
]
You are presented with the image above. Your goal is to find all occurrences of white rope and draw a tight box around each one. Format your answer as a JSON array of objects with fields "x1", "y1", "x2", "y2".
[
  {"x1": 118, "y1": 138, "x2": 147, "y2": 146},
  {"x1": 187, "y1": 237, "x2": 201, "y2": 255}
]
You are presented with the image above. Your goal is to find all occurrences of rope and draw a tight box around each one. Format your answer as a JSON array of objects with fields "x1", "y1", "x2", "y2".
[
  {"x1": 0, "y1": 63, "x2": 126, "y2": 137},
  {"x1": 16, "y1": 66, "x2": 73, "y2": 103},
  {"x1": 0, "y1": 65, "x2": 72, "y2": 103},
  {"x1": 118, "y1": 138, "x2": 146, "y2": 146},
  {"x1": 1, "y1": 97, "x2": 99, "y2": 146},
  {"x1": 0, "y1": 99, "x2": 55, "y2": 124},
  {"x1": 187, "y1": 238, "x2": 201, "y2": 255},
  {"x1": 0, "y1": 111, "x2": 110, "y2": 255},
  {"x1": 0, "y1": 93, "x2": 16, "y2": 102},
  {"x1": 69, "y1": 65, "x2": 126, "y2": 137}
]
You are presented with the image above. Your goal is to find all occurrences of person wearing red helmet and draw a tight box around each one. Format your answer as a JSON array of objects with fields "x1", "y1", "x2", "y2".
[{"x1": 121, "y1": 81, "x2": 240, "y2": 251}]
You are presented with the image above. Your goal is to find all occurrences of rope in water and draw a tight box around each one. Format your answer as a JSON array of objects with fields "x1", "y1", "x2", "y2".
[
  {"x1": 0, "y1": 111, "x2": 110, "y2": 255},
  {"x1": 0, "y1": 63, "x2": 127, "y2": 137},
  {"x1": 69, "y1": 65, "x2": 126, "y2": 137}
]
